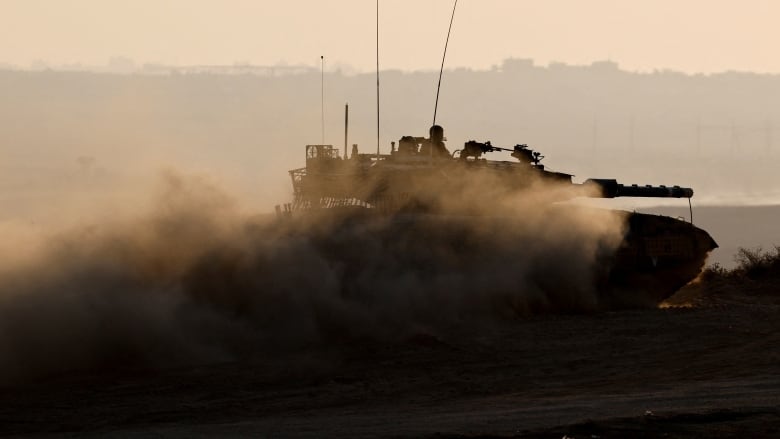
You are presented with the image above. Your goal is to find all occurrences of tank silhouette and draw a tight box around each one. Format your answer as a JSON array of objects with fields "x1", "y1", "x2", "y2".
[{"x1": 282, "y1": 126, "x2": 718, "y2": 308}]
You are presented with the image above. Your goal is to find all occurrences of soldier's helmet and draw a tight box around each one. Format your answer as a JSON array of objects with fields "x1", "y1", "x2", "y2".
[{"x1": 429, "y1": 125, "x2": 444, "y2": 143}]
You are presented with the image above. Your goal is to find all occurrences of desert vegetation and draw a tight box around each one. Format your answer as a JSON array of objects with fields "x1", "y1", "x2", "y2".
[
  {"x1": 705, "y1": 246, "x2": 780, "y2": 281},
  {"x1": 669, "y1": 246, "x2": 780, "y2": 307}
]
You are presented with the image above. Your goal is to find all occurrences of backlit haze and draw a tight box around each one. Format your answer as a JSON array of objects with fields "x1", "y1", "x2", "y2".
[
  {"x1": 3, "y1": 0, "x2": 780, "y2": 74},
  {"x1": 2, "y1": 1, "x2": 780, "y2": 268}
]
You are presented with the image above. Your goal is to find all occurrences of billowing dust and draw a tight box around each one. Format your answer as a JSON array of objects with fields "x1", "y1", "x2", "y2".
[{"x1": 0, "y1": 170, "x2": 624, "y2": 382}]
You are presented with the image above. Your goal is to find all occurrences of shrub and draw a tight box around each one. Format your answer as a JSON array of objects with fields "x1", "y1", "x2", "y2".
[
  {"x1": 703, "y1": 246, "x2": 780, "y2": 282},
  {"x1": 701, "y1": 262, "x2": 729, "y2": 282},
  {"x1": 733, "y1": 246, "x2": 780, "y2": 279}
]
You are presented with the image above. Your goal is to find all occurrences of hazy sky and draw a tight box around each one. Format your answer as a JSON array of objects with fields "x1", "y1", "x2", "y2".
[{"x1": 2, "y1": 0, "x2": 779, "y2": 73}]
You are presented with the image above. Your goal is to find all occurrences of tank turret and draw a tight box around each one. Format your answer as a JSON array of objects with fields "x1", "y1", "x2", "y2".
[{"x1": 288, "y1": 132, "x2": 703, "y2": 210}]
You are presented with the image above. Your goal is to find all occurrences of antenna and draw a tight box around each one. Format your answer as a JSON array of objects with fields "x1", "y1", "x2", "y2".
[
  {"x1": 432, "y1": 0, "x2": 459, "y2": 126},
  {"x1": 321, "y1": 55, "x2": 325, "y2": 144},
  {"x1": 376, "y1": 0, "x2": 380, "y2": 158},
  {"x1": 344, "y1": 103, "x2": 349, "y2": 158}
]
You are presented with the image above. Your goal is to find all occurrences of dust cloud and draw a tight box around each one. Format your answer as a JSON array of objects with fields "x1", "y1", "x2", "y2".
[{"x1": 0, "y1": 169, "x2": 624, "y2": 383}]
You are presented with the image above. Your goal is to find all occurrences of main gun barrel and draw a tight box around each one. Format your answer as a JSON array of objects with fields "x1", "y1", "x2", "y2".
[{"x1": 583, "y1": 179, "x2": 693, "y2": 199}]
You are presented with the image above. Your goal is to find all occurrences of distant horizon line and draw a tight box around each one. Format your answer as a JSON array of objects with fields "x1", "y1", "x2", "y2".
[{"x1": 3, "y1": 57, "x2": 780, "y2": 78}]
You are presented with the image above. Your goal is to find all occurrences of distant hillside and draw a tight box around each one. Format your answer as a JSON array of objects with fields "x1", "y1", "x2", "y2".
[{"x1": 2, "y1": 60, "x2": 780, "y2": 207}]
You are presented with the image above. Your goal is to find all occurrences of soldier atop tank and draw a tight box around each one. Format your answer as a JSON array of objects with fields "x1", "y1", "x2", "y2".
[{"x1": 419, "y1": 125, "x2": 451, "y2": 158}]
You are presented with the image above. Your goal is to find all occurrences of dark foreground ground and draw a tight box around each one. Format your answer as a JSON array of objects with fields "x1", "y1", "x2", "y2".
[{"x1": 1, "y1": 286, "x2": 778, "y2": 438}]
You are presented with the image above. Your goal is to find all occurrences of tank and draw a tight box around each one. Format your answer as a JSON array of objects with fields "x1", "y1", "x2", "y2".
[{"x1": 279, "y1": 126, "x2": 718, "y2": 309}]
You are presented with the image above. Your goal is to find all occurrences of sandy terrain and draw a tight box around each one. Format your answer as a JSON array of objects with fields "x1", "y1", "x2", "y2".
[{"x1": 0, "y1": 280, "x2": 777, "y2": 438}]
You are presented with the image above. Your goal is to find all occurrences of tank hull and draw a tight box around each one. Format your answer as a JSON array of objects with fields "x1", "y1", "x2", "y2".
[
  {"x1": 604, "y1": 211, "x2": 718, "y2": 307},
  {"x1": 280, "y1": 207, "x2": 717, "y2": 312}
]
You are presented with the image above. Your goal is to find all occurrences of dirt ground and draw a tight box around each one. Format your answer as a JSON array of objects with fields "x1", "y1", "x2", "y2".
[{"x1": 0, "y1": 279, "x2": 777, "y2": 439}]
